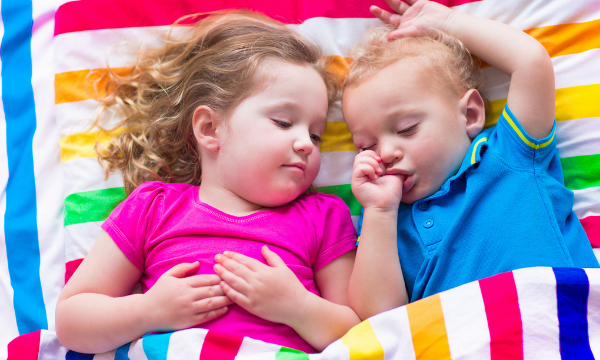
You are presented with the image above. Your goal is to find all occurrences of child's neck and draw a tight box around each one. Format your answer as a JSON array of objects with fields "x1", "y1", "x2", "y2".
[{"x1": 198, "y1": 183, "x2": 264, "y2": 217}]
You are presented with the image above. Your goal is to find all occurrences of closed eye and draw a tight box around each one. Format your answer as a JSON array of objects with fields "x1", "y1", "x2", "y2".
[
  {"x1": 310, "y1": 134, "x2": 322, "y2": 143},
  {"x1": 398, "y1": 124, "x2": 418, "y2": 135},
  {"x1": 359, "y1": 144, "x2": 376, "y2": 152},
  {"x1": 273, "y1": 119, "x2": 291, "y2": 128}
]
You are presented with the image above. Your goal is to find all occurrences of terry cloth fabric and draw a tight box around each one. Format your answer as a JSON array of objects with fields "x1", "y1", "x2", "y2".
[
  {"x1": 7, "y1": 267, "x2": 600, "y2": 359},
  {"x1": 386, "y1": 105, "x2": 599, "y2": 302},
  {"x1": 102, "y1": 182, "x2": 357, "y2": 353}
]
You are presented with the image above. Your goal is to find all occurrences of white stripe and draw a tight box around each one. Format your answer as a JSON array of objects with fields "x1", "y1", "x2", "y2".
[
  {"x1": 31, "y1": 0, "x2": 65, "y2": 331},
  {"x1": 93, "y1": 350, "x2": 116, "y2": 360},
  {"x1": 288, "y1": 18, "x2": 381, "y2": 57},
  {"x1": 454, "y1": 0, "x2": 600, "y2": 30},
  {"x1": 573, "y1": 187, "x2": 600, "y2": 219},
  {"x1": 513, "y1": 267, "x2": 560, "y2": 360},
  {"x1": 369, "y1": 306, "x2": 416, "y2": 360},
  {"x1": 65, "y1": 221, "x2": 103, "y2": 262},
  {"x1": 310, "y1": 339, "x2": 349, "y2": 360},
  {"x1": 439, "y1": 281, "x2": 490, "y2": 360},
  {"x1": 556, "y1": 117, "x2": 600, "y2": 158},
  {"x1": 315, "y1": 151, "x2": 355, "y2": 188},
  {"x1": 351, "y1": 215, "x2": 359, "y2": 233},
  {"x1": 63, "y1": 157, "x2": 123, "y2": 198},
  {"x1": 38, "y1": 330, "x2": 68, "y2": 360},
  {"x1": 129, "y1": 337, "x2": 149, "y2": 360},
  {"x1": 56, "y1": 99, "x2": 125, "y2": 137},
  {"x1": 594, "y1": 249, "x2": 600, "y2": 263},
  {"x1": 235, "y1": 337, "x2": 280, "y2": 359},
  {"x1": 166, "y1": 328, "x2": 207, "y2": 360},
  {"x1": 584, "y1": 268, "x2": 600, "y2": 358}
]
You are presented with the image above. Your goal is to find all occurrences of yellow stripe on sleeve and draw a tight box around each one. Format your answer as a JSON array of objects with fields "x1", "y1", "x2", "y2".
[
  {"x1": 502, "y1": 110, "x2": 555, "y2": 150},
  {"x1": 59, "y1": 128, "x2": 129, "y2": 163},
  {"x1": 407, "y1": 294, "x2": 451, "y2": 360},
  {"x1": 340, "y1": 319, "x2": 384, "y2": 360}
]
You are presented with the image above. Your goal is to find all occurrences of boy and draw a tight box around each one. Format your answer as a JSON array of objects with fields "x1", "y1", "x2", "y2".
[{"x1": 344, "y1": 0, "x2": 599, "y2": 320}]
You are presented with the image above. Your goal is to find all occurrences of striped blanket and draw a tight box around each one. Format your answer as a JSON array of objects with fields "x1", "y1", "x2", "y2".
[{"x1": 2, "y1": 0, "x2": 600, "y2": 358}]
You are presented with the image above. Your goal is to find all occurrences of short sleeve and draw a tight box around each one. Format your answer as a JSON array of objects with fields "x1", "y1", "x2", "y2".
[
  {"x1": 101, "y1": 181, "x2": 166, "y2": 272},
  {"x1": 490, "y1": 105, "x2": 557, "y2": 169},
  {"x1": 312, "y1": 194, "x2": 357, "y2": 272}
]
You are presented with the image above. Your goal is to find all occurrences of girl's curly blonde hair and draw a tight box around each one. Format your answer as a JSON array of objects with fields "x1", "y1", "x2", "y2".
[
  {"x1": 344, "y1": 26, "x2": 486, "y2": 99},
  {"x1": 93, "y1": 10, "x2": 339, "y2": 195}
]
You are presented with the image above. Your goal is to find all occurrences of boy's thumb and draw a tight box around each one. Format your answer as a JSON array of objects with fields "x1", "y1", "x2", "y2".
[
  {"x1": 165, "y1": 261, "x2": 200, "y2": 278},
  {"x1": 262, "y1": 246, "x2": 286, "y2": 268}
]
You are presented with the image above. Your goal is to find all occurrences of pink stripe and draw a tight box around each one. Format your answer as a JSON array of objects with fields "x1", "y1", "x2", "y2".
[
  {"x1": 65, "y1": 258, "x2": 84, "y2": 285},
  {"x1": 7, "y1": 330, "x2": 41, "y2": 360},
  {"x1": 580, "y1": 215, "x2": 600, "y2": 248},
  {"x1": 199, "y1": 331, "x2": 244, "y2": 360},
  {"x1": 55, "y1": 0, "x2": 482, "y2": 35},
  {"x1": 479, "y1": 272, "x2": 524, "y2": 360}
]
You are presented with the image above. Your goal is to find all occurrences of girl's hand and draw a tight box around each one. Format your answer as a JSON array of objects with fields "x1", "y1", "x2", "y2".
[
  {"x1": 214, "y1": 246, "x2": 308, "y2": 326},
  {"x1": 351, "y1": 150, "x2": 403, "y2": 211},
  {"x1": 370, "y1": 0, "x2": 454, "y2": 40},
  {"x1": 143, "y1": 262, "x2": 232, "y2": 332}
]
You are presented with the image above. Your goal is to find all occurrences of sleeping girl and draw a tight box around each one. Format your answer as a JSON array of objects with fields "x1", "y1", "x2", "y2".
[{"x1": 55, "y1": 10, "x2": 359, "y2": 354}]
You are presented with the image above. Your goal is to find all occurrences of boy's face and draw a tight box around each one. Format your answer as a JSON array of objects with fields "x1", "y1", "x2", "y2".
[{"x1": 343, "y1": 58, "x2": 474, "y2": 204}]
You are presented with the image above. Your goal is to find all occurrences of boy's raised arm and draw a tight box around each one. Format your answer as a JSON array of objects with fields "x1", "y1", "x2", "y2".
[{"x1": 372, "y1": 0, "x2": 555, "y2": 138}]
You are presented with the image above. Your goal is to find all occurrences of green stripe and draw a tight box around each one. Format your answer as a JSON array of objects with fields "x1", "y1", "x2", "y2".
[
  {"x1": 317, "y1": 183, "x2": 362, "y2": 216},
  {"x1": 64, "y1": 187, "x2": 127, "y2": 226},
  {"x1": 276, "y1": 347, "x2": 309, "y2": 360},
  {"x1": 560, "y1": 154, "x2": 600, "y2": 191}
]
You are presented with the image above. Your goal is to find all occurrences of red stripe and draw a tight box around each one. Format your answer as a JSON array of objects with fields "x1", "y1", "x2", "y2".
[
  {"x1": 479, "y1": 272, "x2": 524, "y2": 360},
  {"x1": 580, "y1": 215, "x2": 600, "y2": 248},
  {"x1": 55, "y1": 0, "x2": 482, "y2": 35},
  {"x1": 199, "y1": 331, "x2": 244, "y2": 360},
  {"x1": 65, "y1": 258, "x2": 84, "y2": 285},
  {"x1": 7, "y1": 330, "x2": 41, "y2": 360}
]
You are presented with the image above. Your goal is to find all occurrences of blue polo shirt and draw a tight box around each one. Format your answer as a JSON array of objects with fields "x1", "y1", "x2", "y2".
[{"x1": 358, "y1": 105, "x2": 599, "y2": 302}]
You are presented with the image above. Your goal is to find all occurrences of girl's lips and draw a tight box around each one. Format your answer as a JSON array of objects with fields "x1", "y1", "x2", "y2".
[{"x1": 402, "y1": 175, "x2": 414, "y2": 193}]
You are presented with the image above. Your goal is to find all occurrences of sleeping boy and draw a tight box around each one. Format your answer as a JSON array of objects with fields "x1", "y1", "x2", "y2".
[{"x1": 344, "y1": 0, "x2": 599, "y2": 319}]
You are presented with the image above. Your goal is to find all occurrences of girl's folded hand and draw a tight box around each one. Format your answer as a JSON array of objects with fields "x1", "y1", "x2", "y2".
[{"x1": 143, "y1": 262, "x2": 232, "y2": 332}]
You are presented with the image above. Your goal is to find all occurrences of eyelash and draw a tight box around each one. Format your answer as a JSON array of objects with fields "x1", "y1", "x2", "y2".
[
  {"x1": 273, "y1": 120, "x2": 322, "y2": 143},
  {"x1": 398, "y1": 124, "x2": 418, "y2": 135}
]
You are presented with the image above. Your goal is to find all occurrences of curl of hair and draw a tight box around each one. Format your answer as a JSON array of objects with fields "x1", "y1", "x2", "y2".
[
  {"x1": 344, "y1": 26, "x2": 486, "y2": 101},
  {"x1": 92, "y1": 10, "x2": 340, "y2": 194}
]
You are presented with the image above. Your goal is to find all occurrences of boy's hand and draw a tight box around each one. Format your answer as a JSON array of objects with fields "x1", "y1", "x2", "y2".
[
  {"x1": 351, "y1": 150, "x2": 403, "y2": 211},
  {"x1": 370, "y1": 0, "x2": 453, "y2": 40},
  {"x1": 214, "y1": 246, "x2": 308, "y2": 326},
  {"x1": 143, "y1": 262, "x2": 232, "y2": 332}
]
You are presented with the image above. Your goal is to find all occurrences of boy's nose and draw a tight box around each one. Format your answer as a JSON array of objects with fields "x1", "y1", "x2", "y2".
[{"x1": 379, "y1": 143, "x2": 402, "y2": 165}]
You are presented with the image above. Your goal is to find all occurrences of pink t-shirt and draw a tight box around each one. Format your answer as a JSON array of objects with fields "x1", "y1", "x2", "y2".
[{"x1": 101, "y1": 181, "x2": 356, "y2": 353}]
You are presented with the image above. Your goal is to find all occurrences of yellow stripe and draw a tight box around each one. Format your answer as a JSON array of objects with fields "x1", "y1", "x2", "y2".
[
  {"x1": 470, "y1": 137, "x2": 488, "y2": 165},
  {"x1": 321, "y1": 121, "x2": 357, "y2": 153},
  {"x1": 525, "y1": 19, "x2": 600, "y2": 58},
  {"x1": 502, "y1": 110, "x2": 555, "y2": 150},
  {"x1": 59, "y1": 128, "x2": 129, "y2": 163},
  {"x1": 407, "y1": 294, "x2": 451, "y2": 360},
  {"x1": 55, "y1": 67, "x2": 131, "y2": 104},
  {"x1": 340, "y1": 319, "x2": 384, "y2": 360}
]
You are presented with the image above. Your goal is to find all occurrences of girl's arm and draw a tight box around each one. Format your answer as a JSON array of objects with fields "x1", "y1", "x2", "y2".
[
  {"x1": 372, "y1": 0, "x2": 555, "y2": 138},
  {"x1": 56, "y1": 231, "x2": 231, "y2": 353},
  {"x1": 215, "y1": 247, "x2": 361, "y2": 351}
]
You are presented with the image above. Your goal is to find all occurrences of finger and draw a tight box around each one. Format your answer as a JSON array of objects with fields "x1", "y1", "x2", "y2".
[
  {"x1": 219, "y1": 281, "x2": 251, "y2": 308},
  {"x1": 215, "y1": 255, "x2": 255, "y2": 280},
  {"x1": 355, "y1": 163, "x2": 378, "y2": 181},
  {"x1": 192, "y1": 306, "x2": 229, "y2": 325},
  {"x1": 370, "y1": 6, "x2": 402, "y2": 28},
  {"x1": 356, "y1": 156, "x2": 383, "y2": 175},
  {"x1": 261, "y1": 246, "x2": 286, "y2": 268},
  {"x1": 355, "y1": 150, "x2": 382, "y2": 163},
  {"x1": 192, "y1": 284, "x2": 226, "y2": 300},
  {"x1": 220, "y1": 251, "x2": 263, "y2": 272},
  {"x1": 194, "y1": 294, "x2": 233, "y2": 313},
  {"x1": 388, "y1": 26, "x2": 421, "y2": 40},
  {"x1": 185, "y1": 274, "x2": 222, "y2": 288},
  {"x1": 164, "y1": 261, "x2": 199, "y2": 278},
  {"x1": 214, "y1": 263, "x2": 251, "y2": 293}
]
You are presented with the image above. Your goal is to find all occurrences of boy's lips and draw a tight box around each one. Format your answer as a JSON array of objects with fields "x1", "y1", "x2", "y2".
[{"x1": 402, "y1": 174, "x2": 415, "y2": 193}]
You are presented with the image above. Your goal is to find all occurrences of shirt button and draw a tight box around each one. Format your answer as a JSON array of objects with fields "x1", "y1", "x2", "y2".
[
  {"x1": 424, "y1": 219, "x2": 434, "y2": 228},
  {"x1": 418, "y1": 202, "x2": 428, "y2": 211}
]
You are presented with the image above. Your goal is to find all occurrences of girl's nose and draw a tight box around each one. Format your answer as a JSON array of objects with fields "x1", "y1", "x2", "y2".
[{"x1": 293, "y1": 132, "x2": 314, "y2": 156}]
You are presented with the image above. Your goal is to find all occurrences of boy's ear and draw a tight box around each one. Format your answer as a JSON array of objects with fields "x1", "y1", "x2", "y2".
[
  {"x1": 192, "y1": 105, "x2": 221, "y2": 152},
  {"x1": 459, "y1": 89, "x2": 486, "y2": 139}
]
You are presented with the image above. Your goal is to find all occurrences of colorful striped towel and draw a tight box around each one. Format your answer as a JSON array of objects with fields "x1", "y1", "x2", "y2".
[{"x1": 7, "y1": 267, "x2": 600, "y2": 359}]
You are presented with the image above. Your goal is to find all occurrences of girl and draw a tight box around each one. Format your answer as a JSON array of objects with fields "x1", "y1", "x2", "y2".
[{"x1": 56, "y1": 10, "x2": 359, "y2": 354}]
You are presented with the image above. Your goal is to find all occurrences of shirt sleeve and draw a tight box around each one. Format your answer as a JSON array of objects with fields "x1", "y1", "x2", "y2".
[
  {"x1": 312, "y1": 193, "x2": 357, "y2": 272},
  {"x1": 101, "y1": 181, "x2": 166, "y2": 272},
  {"x1": 490, "y1": 105, "x2": 557, "y2": 169}
]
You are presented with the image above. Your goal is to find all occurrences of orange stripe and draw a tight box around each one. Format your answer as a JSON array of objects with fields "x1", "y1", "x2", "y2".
[
  {"x1": 406, "y1": 294, "x2": 451, "y2": 360},
  {"x1": 55, "y1": 67, "x2": 131, "y2": 104},
  {"x1": 525, "y1": 19, "x2": 600, "y2": 58}
]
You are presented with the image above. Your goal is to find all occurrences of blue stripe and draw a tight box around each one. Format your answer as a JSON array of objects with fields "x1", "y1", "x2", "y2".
[
  {"x1": 142, "y1": 332, "x2": 172, "y2": 360},
  {"x1": 65, "y1": 351, "x2": 95, "y2": 360},
  {"x1": 553, "y1": 267, "x2": 594, "y2": 360},
  {"x1": 115, "y1": 343, "x2": 132, "y2": 360},
  {"x1": 1, "y1": 0, "x2": 47, "y2": 333}
]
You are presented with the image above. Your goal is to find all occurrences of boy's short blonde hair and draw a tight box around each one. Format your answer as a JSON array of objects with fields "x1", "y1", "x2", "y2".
[{"x1": 344, "y1": 26, "x2": 486, "y2": 99}]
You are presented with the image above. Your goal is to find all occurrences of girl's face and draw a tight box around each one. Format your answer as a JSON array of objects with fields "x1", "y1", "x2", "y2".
[{"x1": 215, "y1": 59, "x2": 329, "y2": 207}]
